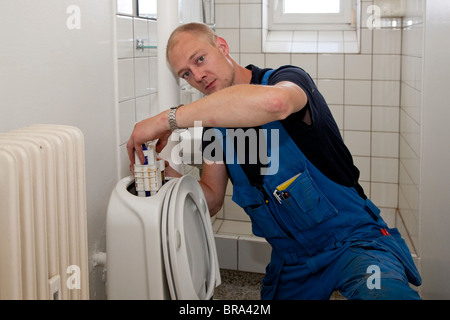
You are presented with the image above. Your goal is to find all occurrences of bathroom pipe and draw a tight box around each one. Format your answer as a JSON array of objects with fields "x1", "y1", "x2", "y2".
[
  {"x1": 157, "y1": 0, "x2": 183, "y2": 174},
  {"x1": 92, "y1": 252, "x2": 107, "y2": 283},
  {"x1": 157, "y1": 0, "x2": 180, "y2": 113},
  {"x1": 92, "y1": 252, "x2": 107, "y2": 267}
]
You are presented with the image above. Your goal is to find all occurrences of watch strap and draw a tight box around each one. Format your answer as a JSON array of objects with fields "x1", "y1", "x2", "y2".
[{"x1": 168, "y1": 104, "x2": 184, "y2": 132}]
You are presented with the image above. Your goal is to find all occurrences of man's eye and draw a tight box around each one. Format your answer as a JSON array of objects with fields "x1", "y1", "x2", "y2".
[
  {"x1": 183, "y1": 71, "x2": 191, "y2": 79},
  {"x1": 198, "y1": 56, "x2": 204, "y2": 63}
]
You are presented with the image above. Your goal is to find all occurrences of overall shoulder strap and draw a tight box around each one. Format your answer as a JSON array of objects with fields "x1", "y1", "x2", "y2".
[{"x1": 262, "y1": 69, "x2": 275, "y2": 86}]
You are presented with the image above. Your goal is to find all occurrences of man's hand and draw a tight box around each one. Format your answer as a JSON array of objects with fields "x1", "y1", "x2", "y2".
[{"x1": 126, "y1": 113, "x2": 171, "y2": 166}]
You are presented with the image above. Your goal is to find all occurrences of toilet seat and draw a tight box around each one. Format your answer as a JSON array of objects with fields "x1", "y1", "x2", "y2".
[{"x1": 161, "y1": 175, "x2": 220, "y2": 300}]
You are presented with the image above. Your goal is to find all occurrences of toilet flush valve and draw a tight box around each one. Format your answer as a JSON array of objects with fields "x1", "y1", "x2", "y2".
[{"x1": 134, "y1": 141, "x2": 163, "y2": 197}]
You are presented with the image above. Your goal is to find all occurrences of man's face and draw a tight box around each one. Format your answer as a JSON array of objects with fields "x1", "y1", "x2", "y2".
[{"x1": 168, "y1": 32, "x2": 235, "y2": 95}]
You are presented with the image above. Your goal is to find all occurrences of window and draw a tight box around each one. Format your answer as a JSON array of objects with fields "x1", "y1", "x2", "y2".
[
  {"x1": 285, "y1": 0, "x2": 341, "y2": 14},
  {"x1": 137, "y1": 0, "x2": 157, "y2": 19},
  {"x1": 270, "y1": 0, "x2": 354, "y2": 31},
  {"x1": 116, "y1": 0, "x2": 157, "y2": 19},
  {"x1": 117, "y1": 0, "x2": 134, "y2": 15}
]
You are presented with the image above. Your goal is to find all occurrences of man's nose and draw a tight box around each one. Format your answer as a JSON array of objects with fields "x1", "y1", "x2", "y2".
[{"x1": 191, "y1": 67, "x2": 205, "y2": 82}]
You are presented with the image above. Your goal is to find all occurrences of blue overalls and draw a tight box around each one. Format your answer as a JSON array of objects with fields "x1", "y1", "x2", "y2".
[{"x1": 215, "y1": 69, "x2": 422, "y2": 300}]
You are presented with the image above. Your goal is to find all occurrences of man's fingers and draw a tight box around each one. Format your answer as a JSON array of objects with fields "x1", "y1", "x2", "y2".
[{"x1": 126, "y1": 139, "x2": 136, "y2": 165}]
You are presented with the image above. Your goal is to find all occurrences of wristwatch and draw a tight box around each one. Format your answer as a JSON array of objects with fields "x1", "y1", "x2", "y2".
[{"x1": 168, "y1": 104, "x2": 184, "y2": 132}]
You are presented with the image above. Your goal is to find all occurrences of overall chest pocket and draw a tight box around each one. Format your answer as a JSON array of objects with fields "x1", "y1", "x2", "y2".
[{"x1": 273, "y1": 169, "x2": 338, "y2": 231}]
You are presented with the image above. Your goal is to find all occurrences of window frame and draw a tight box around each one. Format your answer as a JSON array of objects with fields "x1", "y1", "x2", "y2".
[{"x1": 269, "y1": 0, "x2": 354, "y2": 31}]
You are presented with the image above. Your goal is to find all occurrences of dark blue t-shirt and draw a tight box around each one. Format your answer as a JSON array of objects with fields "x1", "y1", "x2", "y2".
[{"x1": 203, "y1": 64, "x2": 365, "y2": 198}]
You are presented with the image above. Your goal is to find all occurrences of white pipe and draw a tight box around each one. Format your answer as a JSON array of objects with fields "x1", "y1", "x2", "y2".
[
  {"x1": 157, "y1": 0, "x2": 183, "y2": 174},
  {"x1": 92, "y1": 252, "x2": 107, "y2": 267},
  {"x1": 92, "y1": 252, "x2": 107, "y2": 283},
  {"x1": 157, "y1": 0, "x2": 180, "y2": 113}
]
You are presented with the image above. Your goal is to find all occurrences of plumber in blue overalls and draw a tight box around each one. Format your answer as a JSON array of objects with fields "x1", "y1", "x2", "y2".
[
  {"x1": 130, "y1": 23, "x2": 422, "y2": 300},
  {"x1": 211, "y1": 65, "x2": 422, "y2": 300}
]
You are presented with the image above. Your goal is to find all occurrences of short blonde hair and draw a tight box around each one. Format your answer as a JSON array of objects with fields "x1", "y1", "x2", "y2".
[{"x1": 166, "y1": 22, "x2": 218, "y2": 65}]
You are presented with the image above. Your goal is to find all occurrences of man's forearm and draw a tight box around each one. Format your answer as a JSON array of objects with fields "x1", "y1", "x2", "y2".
[{"x1": 175, "y1": 82, "x2": 306, "y2": 129}]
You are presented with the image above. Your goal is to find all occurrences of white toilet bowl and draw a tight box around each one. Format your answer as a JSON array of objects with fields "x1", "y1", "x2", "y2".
[{"x1": 106, "y1": 174, "x2": 220, "y2": 300}]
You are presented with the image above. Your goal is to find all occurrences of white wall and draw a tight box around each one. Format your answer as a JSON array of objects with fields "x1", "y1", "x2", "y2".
[
  {"x1": 0, "y1": 0, "x2": 117, "y2": 299},
  {"x1": 419, "y1": 0, "x2": 450, "y2": 300}
]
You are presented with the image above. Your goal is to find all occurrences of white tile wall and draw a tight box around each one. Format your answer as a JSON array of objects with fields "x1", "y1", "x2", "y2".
[
  {"x1": 345, "y1": 80, "x2": 372, "y2": 105},
  {"x1": 291, "y1": 54, "x2": 317, "y2": 78},
  {"x1": 119, "y1": 99, "x2": 136, "y2": 145},
  {"x1": 372, "y1": 55, "x2": 401, "y2": 80},
  {"x1": 372, "y1": 132, "x2": 399, "y2": 157},
  {"x1": 372, "y1": 106, "x2": 399, "y2": 132},
  {"x1": 116, "y1": 15, "x2": 134, "y2": 58},
  {"x1": 345, "y1": 54, "x2": 372, "y2": 80},
  {"x1": 344, "y1": 106, "x2": 371, "y2": 131},
  {"x1": 215, "y1": 3, "x2": 240, "y2": 28},
  {"x1": 372, "y1": 81, "x2": 400, "y2": 106},
  {"x1": 266, "y1": 30, "x2": 360, "y2": 54},
  {"x1": 116, "y1": 11, "x2": 158, "y2": 177},
  {"x1": 118, "y1": 58, "x2": 135, "y2": 101},
  {"x1": 318, "y1": 80, "x2": 344, "y2": 105},
  {"x1": 240, "y1": 29, "x2": 262, "y2": 53},
  {"x1": 372, "y1": 29, "x2": 402, "y2": 54},
  {"x1": 344, "y1": 131, "x2": 371, "y2": 156},
  {"x1": 372, "y1": 157, "x2": 399, "y2": 183},
  {"x1": 240, "y1": 3, "x2": 262, "y2": 29},
  {"x1": 318, "y1": 54, "x2": 344, "y2": 79}
]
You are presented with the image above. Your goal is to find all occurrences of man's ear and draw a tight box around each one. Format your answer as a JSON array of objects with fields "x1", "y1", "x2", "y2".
[{"x1": 215, "y1": 36, "x2": 230, "y2": 55}]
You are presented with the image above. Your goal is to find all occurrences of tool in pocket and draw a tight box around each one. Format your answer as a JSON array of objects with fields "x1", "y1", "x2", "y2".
[{"x1": 273, "y1": 173, "x2": 302, "y2": 204}]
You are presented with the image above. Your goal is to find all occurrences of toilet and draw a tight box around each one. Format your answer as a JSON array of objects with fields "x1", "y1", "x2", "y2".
[{"x1": 106, "y1": 174, "x2": 221, "y2": 300}]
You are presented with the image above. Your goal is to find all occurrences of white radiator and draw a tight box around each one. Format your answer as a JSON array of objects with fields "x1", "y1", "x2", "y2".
[{"x1": 0, "y1": 124, "x2": 89, "y2": 300}]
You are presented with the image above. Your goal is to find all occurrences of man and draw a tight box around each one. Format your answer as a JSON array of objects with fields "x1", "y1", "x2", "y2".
[{"x1": 127, "y1": 23, "x2": 421, "y2": 300}]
